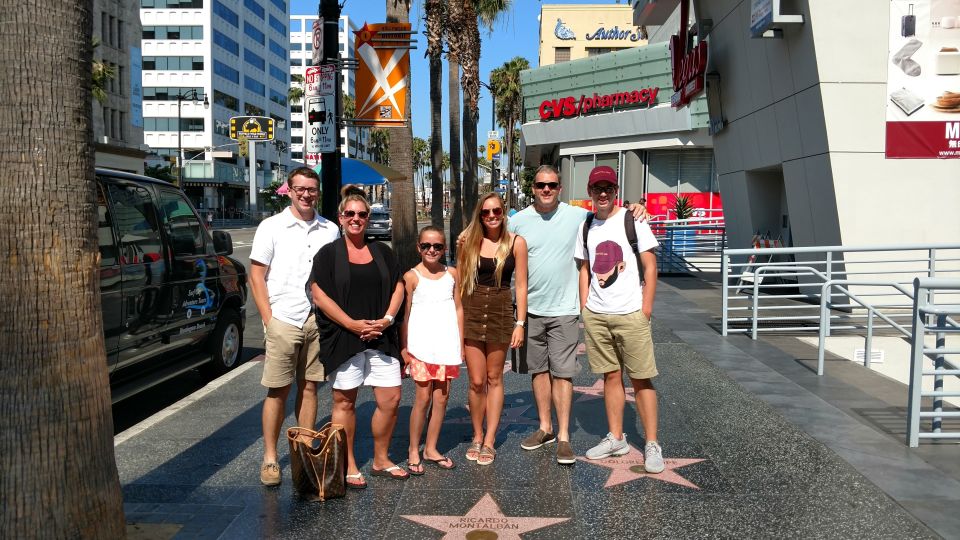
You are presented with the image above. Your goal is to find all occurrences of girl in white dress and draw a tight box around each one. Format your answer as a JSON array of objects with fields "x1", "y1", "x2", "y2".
[{"x1": 400, "y1": 226, "x2": 464, "y2": 474}]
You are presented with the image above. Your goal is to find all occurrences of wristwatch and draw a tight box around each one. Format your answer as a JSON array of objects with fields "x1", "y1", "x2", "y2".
[
  {"x1": 383, "y1": 314, "x2": 395, "y2": 325},
  {"x1": 515, "y1": 320, "x2": 525, "y2": 328}
]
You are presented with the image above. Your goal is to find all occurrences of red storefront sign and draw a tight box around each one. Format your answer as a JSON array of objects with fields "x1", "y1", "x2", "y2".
[
  {"x1": 887, "y1": 121, "x2": 960, "y2": 159},
  {"x1": 669, "y1": 0, "x2": 707, "y2": 108},
  {"x1": 538, "y1": 88, "x2": 659, "y2": 121}
]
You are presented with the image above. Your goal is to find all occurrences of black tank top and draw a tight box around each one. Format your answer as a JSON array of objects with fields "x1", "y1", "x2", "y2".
[{"x1": 476, "y1": 249, "x2": 515, "y2": 288}]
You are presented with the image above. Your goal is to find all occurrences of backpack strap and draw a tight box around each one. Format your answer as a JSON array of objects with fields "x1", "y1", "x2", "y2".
[
  {"x1": 624, "y1": 212, "x2": 639, "y2": 256},
  {"x1": 581, "y1": 212, "x2": 595, "y2": 259}
]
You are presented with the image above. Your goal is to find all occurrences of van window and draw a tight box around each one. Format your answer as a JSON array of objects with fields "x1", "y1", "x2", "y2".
[
  {"x1": 107, "y1": 183, "x2": 163, "y2": 264},
  {"x1": 158, "y1": 190, "x2": 205, "y2": 256},
  {"x1": 96, "y1": 182, "x2": 119, "y2": 267}
]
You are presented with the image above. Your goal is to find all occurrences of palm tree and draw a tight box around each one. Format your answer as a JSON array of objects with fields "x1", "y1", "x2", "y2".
[
  {"x1": 341, "y1": 90, "x2": 356, "y2": 157},
  {"x1": 446, "y1": 0, "x2": 465, "y2": 250},
  {"x1": 1, "y1": 0, "x2": 124, "y2": 535},
  {"x1": 413, "y1": 136, "x2": 429, "y2": 211},
  {"x1": 386, "y1": 0, "x2": 417, "y2": 270},
  {"x1": 426, "y1": 0, "x2": 446, "y2": 230},
  {"x1": 369, "y1": 128, "x2": 390, "y2": 164},
  {"x1": 489, "y1": 55, "x2": 529, "y2": 208},
  {"x1": 288, "y1": 73, "x2": 304, "y2": 106}
]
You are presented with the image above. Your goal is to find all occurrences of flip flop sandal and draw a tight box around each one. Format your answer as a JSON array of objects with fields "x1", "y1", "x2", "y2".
[
  {"x1": 465, "y1": 442, "x2": 482, "y2": 461},
  {"x1": 407, "y1": 461, "x2": 425, "y2": 476},
  {"x1": 425, "y1": 456, "x2": 456, "y2": 470},
  {"x1": 477, "y1": 446, "x2": 496, "y2": 466},
  {"x1": 370, "y1": 465, "x2": 409, "y2": 480},
  {"x1": 346, "y1": 472, "x2": 367, "y2": 490}
]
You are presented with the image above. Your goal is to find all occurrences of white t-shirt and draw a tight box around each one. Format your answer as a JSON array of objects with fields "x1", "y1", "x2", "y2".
[
  {"x1": 574, "y1": 208, "x2": 659, "y2": 315},
  {"x1": 250, "y1": 207, "x2": 340, "y2": 327}
]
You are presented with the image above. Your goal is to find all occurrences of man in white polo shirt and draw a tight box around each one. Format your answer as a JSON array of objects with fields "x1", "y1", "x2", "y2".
[{"x1": 249, "y1": 167, "x2": 340, "y2": 486}]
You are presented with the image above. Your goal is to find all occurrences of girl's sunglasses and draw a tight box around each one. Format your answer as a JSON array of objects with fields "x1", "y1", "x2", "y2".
[
  {"x1": 341, "y1": 210, "x2": 369, "y2": 219},
  {"x1": 418, "y1": 242, "x2": 445, "y2": 252},
  {"x1": 480, "y1": 207, "x2": 503, "y2": 217}
]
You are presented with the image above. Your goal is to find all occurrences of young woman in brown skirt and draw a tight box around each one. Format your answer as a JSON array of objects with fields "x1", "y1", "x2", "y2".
[{"x1": 457, "y1": 192, "x2": 528, "y2": 466}]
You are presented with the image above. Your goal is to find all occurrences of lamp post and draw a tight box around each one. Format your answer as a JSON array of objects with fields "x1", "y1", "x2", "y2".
[
  {"x1": 479, "y1": 80, "x2": 498, "y2": 189},
  {"x1": 175, "y1": 89, "x2": 209, "y2": 185}
]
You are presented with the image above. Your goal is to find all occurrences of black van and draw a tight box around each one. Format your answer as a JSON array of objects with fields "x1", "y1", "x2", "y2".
[{"x1": 96, "y1": 168, "x2": 247, "y2": 403}]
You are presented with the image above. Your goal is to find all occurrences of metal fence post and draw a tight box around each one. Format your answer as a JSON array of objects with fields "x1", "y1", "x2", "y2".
[
  {"x1": 721, "y1": 253, "x2": 729, "y2": 336},
  {"x1": 824, "y1": 251, "x2": 833, "y2": 337},
  {"x1": 933, "y1": 314, "x2": 945, "y2": 433},
  {"x1": 864, "y1": 308, "x2": 874, "y2": 369},
  {"x1": 906, "y1": 278, "x2": 924, "y2": 448}
]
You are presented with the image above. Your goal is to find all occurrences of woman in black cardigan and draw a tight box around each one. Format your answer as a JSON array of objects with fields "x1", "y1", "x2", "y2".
[{"x1": 311, "y1": 185, "x2": 406, "y2": 488}]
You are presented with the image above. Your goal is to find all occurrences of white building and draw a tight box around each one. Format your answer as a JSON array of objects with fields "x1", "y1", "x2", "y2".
[
  {"x1": 288, "y1": 14, "x2": 370, "y2": 162},
  {"x1": 140, "y1": 0, "x2": 293, "y2": 215}
]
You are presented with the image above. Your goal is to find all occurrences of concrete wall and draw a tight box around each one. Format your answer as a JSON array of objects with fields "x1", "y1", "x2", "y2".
[{"x1": 696, "y1": 0, "x2": 960, "y2": 250}]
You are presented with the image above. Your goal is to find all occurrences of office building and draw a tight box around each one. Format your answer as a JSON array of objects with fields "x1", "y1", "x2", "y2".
[
  {"x1": 539, "y1": 3, "x2": 646, "y2": 66},
  {"x1": 140, "y1": 0, "x2": 293, "y2": 215},
  {"x1": 94, "y1": 0, "x2": 147, "y2": 174}
]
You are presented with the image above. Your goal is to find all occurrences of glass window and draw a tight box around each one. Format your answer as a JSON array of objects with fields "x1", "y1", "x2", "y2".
[
  {"x1": 269, "y1": 15, "x2": 285, "y2": 35},
  {"x1": 647, "y1": 151, "x2": 679, "y2": 193},
  {"x1": 214, "y1": 89, "x2": 239, "y2": 111},
  {"x1": 289, "y1": 58, "x2": 301, "y2": 67},
  {"x1": 214, "y1": 60, "x2": 240, "y2": 83},
  {"x1": 269, "y1": 64, "x2": 286, "y2": 84},
  {"x1": 213, "y1": 29, "x2": 239, "y2": 56},
  {"x1": 555, "y1": 47, "x2": 570, "y2": 63},
  {"x1": 244, "y1": 48, "x2": 265, "y2": 71},
  {"x1": 290, "y1": 19, "x2": 301, "y2": 32},
  {"x1": 96, "y1": 182, "x2": 119, "y2": 267},
  {"x1": 244, "y1": 103, "x2": 265, "y2": 116},
  {"x1": 291, "y1": 136, "x2": 303, "y2": 144},
  {"x1": 107, "y1": 184, "x2": 163, "y2": 265},
  {"x1": 269, "y1": 89, "x2": 286, "y2": 106},
  {"x1": 158, "y1": 190, "x2": 205, "y2": 256},
  {"x1": 244, "y1": 21, "x2": 265, "y2": 45},
  {"x1": 571, "y1": 155, "x2": 593, "y2": 198},
  {"x1": 244, "y1": 0, "x2": 264, "y2": 19},
  {"x1": 244, "y1": 76, "x2": 266, "y2": 96},
  {"x1": 270, "y1": 0, "x2": 285, "y2": 12},
  {"x1": 269, "y1": 39, "x2": 286, "y2": 60},
  {"x1": 678, "y1": 149, "x2": 715, "y2": 193},
  {"x1": 213, "y1": 0, "x2": 238, "y2": 27}
]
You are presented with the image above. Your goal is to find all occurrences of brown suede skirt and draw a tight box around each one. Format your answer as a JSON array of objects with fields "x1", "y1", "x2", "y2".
[{"x1": 462, "y1": 285, "x2": 514, "y2": 344}]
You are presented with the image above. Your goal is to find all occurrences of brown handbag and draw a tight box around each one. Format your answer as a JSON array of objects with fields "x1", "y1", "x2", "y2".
[{"x1": 286, "y1": 423, "x2": 347, "y2": 501}]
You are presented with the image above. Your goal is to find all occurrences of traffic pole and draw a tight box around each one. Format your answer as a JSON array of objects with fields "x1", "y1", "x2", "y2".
[{"x1": 319, "y1": 0, "x2": 341, "y2": 221}]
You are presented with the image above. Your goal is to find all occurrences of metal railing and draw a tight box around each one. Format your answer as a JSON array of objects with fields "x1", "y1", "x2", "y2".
[
  {"x1": 907, "y1": 278, "x2": 960, "y2": 447},
  {"x1": 649, "y1": 218, "x2": 726, "y2": 274},
  {"x1": 722, "y1": 243, "x2": 960, "y2": 342}
]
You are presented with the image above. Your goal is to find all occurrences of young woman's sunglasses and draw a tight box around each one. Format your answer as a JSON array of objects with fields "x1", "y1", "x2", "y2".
[
  {"x1": 418, "y1": 242, "x2": 445, "y2": 252},
  {"x1": 341, "y1": 210, "x2": 369, "y2": 219},
  {"x1": 480, "y1": 207, "x2": 504, "y2": 217}
]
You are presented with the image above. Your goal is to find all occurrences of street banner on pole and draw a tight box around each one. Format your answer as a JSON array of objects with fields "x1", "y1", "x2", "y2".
[
  {"x1": 886, "y1": 0, "x2": 960, "y2": 158},
  {"x1": 353, "y1": 22, "x2": 411, "y2": 127}
]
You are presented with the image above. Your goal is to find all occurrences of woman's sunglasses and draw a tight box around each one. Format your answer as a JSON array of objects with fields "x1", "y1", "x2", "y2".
[
  {"x1": 418, "y1": 242, "x2": 445, "y2": 252},
  {"x1": 341, "y1": 210, "x2": 369, "y2": 219},
  {"x1": 480, "y1": 207, "x2": 504, "y2": 217}
]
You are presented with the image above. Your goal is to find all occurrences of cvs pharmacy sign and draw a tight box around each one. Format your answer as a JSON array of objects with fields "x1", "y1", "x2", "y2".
[{"x1": 539, "y1": 87, "x2": 659, "y2": 120}]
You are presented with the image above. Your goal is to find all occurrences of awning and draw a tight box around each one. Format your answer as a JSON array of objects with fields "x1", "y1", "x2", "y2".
[{"x1": 313, "y1": 157, "x2": 405, "y2": 185}]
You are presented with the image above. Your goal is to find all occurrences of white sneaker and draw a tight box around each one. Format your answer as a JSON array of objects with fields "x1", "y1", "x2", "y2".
[
  {"x1": 585, "y1": 432, "x2": 629, "y2": 460},
  {"x1": 644, "y1": 441, "x2": 665, "y2": 473}
]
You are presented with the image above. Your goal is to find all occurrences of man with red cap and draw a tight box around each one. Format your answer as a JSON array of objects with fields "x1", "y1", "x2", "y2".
[{"x1": 574, "y1": 165, "x2": 664, "y2": 473}]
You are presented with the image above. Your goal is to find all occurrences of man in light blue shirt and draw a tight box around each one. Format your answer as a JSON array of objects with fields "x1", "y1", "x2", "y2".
[{"x1": 509, "y1": 165, "x2": 644, "y2": 465}]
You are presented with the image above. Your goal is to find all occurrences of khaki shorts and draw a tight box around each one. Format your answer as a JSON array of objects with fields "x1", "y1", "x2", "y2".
[
  {"x1": 581, "y1": 307, "x2": 657, "y2": 380},
  {"x1": 261, "y1": 313, "x2": 324, "y2": 388}
]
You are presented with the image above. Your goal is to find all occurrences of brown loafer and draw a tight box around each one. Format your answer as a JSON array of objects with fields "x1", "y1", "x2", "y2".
[
  {"x1": 556, "y1": 441, "x2": 576, "y2": 465},
  {"x1": 521, "y1": 429, "x2": 557, "y2": 450}
]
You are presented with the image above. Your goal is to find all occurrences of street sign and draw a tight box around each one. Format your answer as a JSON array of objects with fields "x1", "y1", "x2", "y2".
[
  {"x1": 486, "y1": 139, "x2": 502, "y2": 161},
  {"x1": 306, "y1": 95, "x2": 336, "y2": 153},
  {"x1": 229, "y1": 116, "x2": 274, "y2": 141},
  {"x1": 305, "y1": 64, "x2": 336, "y2": 97},
  {"x1": 312, "y1": 17, "x2": 324, "y2": 67},
  {"x1": 487, "y1": 130, "x2": 499, "y2": 140}
]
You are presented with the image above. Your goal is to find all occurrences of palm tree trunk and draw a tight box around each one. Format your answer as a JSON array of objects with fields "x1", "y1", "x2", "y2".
[
  {"x1": 0, "y1": 0, "x2": 124, "y2": 536},
  {"x1": 386, "y1": 0, "x2": 417, "y2": 270},
  {"x1": 463, "y1": 104, "x2": 478, "y2": 218},
  {"x1": 429, "y1": 53, "x2": 444, "y2": 230},
  {"x1": 448, "y1": 58, "x2": 463, "y2": 251},
  {"x1": 506, "y1": 118, "x2": 517, "y2": 209}
]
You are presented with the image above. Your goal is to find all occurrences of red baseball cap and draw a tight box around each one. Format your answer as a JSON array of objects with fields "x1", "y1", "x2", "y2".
[{"x1": 587, "y1": 166, "x2": 618, "y2": 188}]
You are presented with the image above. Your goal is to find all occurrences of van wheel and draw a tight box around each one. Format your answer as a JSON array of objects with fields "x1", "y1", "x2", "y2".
[{"x1": 205, "y1": 308, "x2": 243, "y2": 375}]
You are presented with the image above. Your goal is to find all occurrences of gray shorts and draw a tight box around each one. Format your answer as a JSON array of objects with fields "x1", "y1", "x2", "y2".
[{"x1": 523, "y1": 314, "x2": 580, "y2": 378}]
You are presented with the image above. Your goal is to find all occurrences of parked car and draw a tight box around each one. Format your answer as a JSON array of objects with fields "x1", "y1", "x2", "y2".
[
  {"x1": 96, "y1": 168, "x2": 247, "y2": 403},
  {"x1": 366, "y1": 209, "x2": 392, "y2": 240}
]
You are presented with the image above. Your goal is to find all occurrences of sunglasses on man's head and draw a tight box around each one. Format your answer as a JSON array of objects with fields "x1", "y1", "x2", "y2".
[
  {"x1": 418, "y1": 242, "x2": 445, "y2": 252},
  {"x1": 480, "y1": 207, "x2": 504, "y2": 217},
  {"x1": 534, "y1": 181, "x2": 559, "y2": 190},
  {"x1": 341, "y1": 210, "x2": 369, "y2": 219}
]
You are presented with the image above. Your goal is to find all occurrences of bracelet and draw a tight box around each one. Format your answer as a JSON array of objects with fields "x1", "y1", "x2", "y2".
[
  {"x1": 383, "y1": 314, "x2": 395, "y2": 325},
  {"x1": 515, "y1": 320, "x2": 525, "y2": 328}
]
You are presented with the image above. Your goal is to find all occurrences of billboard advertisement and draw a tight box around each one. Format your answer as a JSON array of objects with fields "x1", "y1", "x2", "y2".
[
  {"x1": 353, "y1": 22, "x2": 411, "y2": 127},
  {"x1": 886, "y1": 1, "x2": 960, "y2": 158}
]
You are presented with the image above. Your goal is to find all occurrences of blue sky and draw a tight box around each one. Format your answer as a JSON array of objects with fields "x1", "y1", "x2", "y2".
[{"x1": 289, "y1": 0, "x2": 608, "y2": 148}]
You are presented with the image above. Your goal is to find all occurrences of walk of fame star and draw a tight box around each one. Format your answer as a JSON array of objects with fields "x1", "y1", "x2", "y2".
[
  {"x1": 448, "y1": 404, "x2": 539, "y2": 435},
  {"x1": 578, "y1": 444, "x2": 705, "y2": 489},
  {"x1": 573, "y1": 379, "x2": 636, "y2": 403},
  {"x1": 401, "y1": 493, "x2": 569, "y2": 540}
]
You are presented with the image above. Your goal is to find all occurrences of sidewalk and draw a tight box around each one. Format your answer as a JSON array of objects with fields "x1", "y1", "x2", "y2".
[{"x1": 115, "y1": 276, "x2": 957, "y2": 539}]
